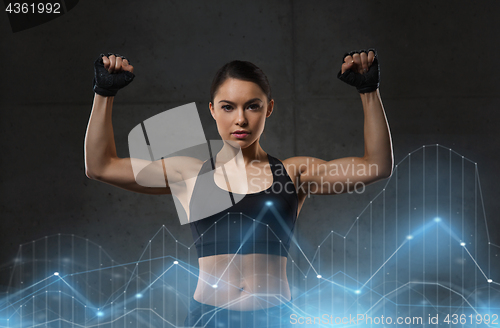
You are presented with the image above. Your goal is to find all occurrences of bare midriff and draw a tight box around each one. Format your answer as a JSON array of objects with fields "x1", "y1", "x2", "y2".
[{"x1": 193, "y1": 253, "x2": 291, "y2": 311}]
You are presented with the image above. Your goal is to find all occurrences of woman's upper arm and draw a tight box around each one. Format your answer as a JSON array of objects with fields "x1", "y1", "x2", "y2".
[
  {"x1": 90, "y1": 156, "x2": 201, "y2": 195},
  {"x1": 283, "y1": 155, "x2": 389, "y2": 195}
]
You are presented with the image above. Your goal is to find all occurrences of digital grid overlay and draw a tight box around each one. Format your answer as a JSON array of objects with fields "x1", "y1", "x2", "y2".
[{"x1": 1, "y1": 144, "x2": 498, "y2": 327}]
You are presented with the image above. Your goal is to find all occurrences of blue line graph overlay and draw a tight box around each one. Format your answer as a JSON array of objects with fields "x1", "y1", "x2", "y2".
[{"x1": 0, "y1": 144, "x2": 498, "y2": 327}]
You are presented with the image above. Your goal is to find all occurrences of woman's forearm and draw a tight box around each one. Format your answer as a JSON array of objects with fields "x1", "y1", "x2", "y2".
[
  {"x1": 360, "y1": 89, "x2": 393, "y2": 178},
  {"x1": 84, "y1": 94, "x2": 118, "y2": 179}
]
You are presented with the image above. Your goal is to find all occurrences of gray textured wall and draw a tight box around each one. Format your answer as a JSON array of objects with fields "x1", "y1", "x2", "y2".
[{"x1": 1, "y1": 0, "x2": 499, "y2": 290}]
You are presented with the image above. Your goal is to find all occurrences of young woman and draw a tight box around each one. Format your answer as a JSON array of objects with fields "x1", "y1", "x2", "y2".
[{"x1": 84, "y1": 50, "x2": 393, "y2": 327}]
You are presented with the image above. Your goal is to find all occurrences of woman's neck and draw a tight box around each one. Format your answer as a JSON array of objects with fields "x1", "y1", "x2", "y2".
[{"x1": 218, "y1": 140, "x2": 267, "y2": 166}]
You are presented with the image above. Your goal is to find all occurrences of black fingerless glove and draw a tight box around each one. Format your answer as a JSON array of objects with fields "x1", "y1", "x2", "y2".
[
  {"x1": 337, "y1": 49, "x2": 380, "y2": 93},
  {"x1": 93, "y1": 53, "x2": 135, "y2": 97}
]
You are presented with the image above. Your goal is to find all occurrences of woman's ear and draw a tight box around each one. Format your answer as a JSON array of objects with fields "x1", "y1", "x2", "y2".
[
  {"x1": 266, "y1": 99, "x2": 274, "y2": 118},
  {"x1": 209, "y1": 102, "x2": 216, "y2": 120}
]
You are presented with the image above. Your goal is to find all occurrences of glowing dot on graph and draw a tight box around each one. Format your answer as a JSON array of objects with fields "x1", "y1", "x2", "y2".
[
  {"x1": 317, "y1": 275, "x2": 322, "y2": 278},
  {"x1": 460, "y1": 242, "x2": 466, "y2": 246},
  {"x1": 406, "y1": 235, "x2": 413, "y2": 240},
  {"x1": 174, "y1": 261, "x2": 178, "y2": 264},
  {"x1": 97, "y1": 311, "x2": 104, "y2": 317},
  {"x1": 355, "y1": 290, "x2": 361, "y2": 294},
  {"x1": 266, "y1": 201, "x2": 273, "y2": 206},
  {"x1": 135, "y1": 293, "x2": 143, "y2": 298},
  {"x1": 488, "y1": 279, "x2": 493, "y2": 283},
  {"x1": 434, "y1": 217, "x2": 441, "y2": 222},
  {"x1": 54, "y1": 272, "x2": 59, "y2": 276},
  {"x1": 212, "y1": 284, "x2": 218, "y2": 288}
]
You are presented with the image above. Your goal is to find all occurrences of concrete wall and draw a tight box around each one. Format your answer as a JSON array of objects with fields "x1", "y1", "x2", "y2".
[{"x1": 1, "y1": 0, "x2": 499, "y2": 294}]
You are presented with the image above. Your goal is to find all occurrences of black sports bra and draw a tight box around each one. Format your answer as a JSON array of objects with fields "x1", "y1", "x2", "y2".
[{"x1": 189, "y1": 154, "x2": 298, "y2": 258}]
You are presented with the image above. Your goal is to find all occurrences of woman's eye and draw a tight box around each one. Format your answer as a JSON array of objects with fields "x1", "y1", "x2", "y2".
[{"x1": 221, "y1": 104, "x2": 260, "y2": 111}]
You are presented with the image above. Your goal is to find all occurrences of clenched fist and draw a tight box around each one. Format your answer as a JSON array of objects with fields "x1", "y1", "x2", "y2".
[
  {"x1": 337, "y1": 49, "x2": 379, "y2": 94},
  {"x1": 93, "y1": 53, "x2": 135, "y2": 97}
]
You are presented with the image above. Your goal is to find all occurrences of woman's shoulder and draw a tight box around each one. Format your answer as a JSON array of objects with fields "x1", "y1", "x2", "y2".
[
  {"x1": 280, "y1": 155, "x2": 312, "y2": 167},
  {"x1": 271, "y1": 155, "x2": 309, "y2": 181},
  {"x1": 279, "y1": 155, "x2": 324, "y2": 178},
  {"x1": 164, "y1": 155, "x2": 205, "y2": 178}
]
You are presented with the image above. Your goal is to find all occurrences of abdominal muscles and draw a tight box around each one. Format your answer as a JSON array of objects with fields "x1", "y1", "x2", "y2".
[{"x1": 193, "y1": 253, "x2": 291, "y2": 310}]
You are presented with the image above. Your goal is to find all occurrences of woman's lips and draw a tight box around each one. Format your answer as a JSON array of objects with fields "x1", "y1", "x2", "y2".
[{"x1": 232, "y1": 132, "x2": 249, "y2": 138}]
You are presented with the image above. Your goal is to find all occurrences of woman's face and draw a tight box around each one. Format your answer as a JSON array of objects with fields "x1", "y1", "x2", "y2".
[{"x1": 209, "y1": 78, "x2": 273, "y2": 148}]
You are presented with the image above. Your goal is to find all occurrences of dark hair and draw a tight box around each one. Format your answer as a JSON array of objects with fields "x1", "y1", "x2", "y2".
[{"x1": 210, "y1": 60, "x2": 272, "y2": 104}]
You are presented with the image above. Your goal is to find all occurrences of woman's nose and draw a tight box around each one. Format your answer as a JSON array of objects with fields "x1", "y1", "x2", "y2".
[{"x1": 235, "y1": 108, "x2": 247, "y2": 125}]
